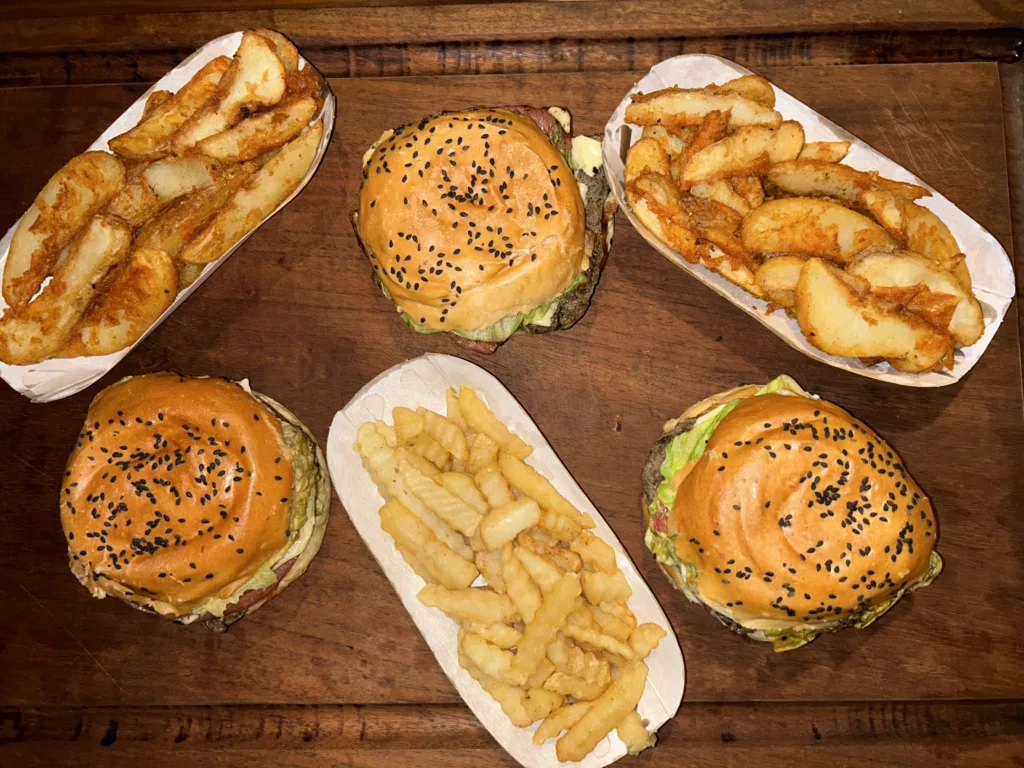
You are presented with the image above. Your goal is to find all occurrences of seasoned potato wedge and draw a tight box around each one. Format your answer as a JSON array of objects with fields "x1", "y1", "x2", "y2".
[
  {"x1": 704, "y1": 74, "x2": 775, "y2": 108},
  {"x1": 741, "y1": 197, "x2": 896, "y2": 263},
  {"x1": 626, "y1": 88, "x2": 781, "y2": 130},
  {"x1": 754, "y1": 254, "x2": 806, "y2": 309},
  {"x1": 795, "y1": 257, "x2": 952, "y2": 372},
  {"x1": 690, "y1": 180, "x2": 750, "y2": 216},
  {"x1": 141, "y1": 90, "x2": 173, "y2": 120},
  {"x1": 171, "y1": 31, "x2": 287, "y2": 153},
  {"x1": 0, "y1": 216, "x2": 132, "y2": 365},
  {"x1": 669, "y1": 110, "x2": 729, "y2": 187},
  {"x1": 255, "y1": 28, "x2": 299, "y2": 71},
  {"x1": 59, "y1": 248, "x2": 178, "y2": 358},
  {"x1": 680, "y1": 121, "x2": 804, "y2": 186},
  {"x1": 3, "y1": 152, "x2": 125, "y2": 309},
  {"x1": 105, "y1": 156, "x2": 223, "y2": 227},
  {"x1": 848, "y1": 248, "x2": 983, "y2": 346},
  {"x1": 179, "y1": 120, "x2": 323, "y2": 264},
  {"x1": 108, "y1": 57, "x2": 231, "y2": 161},
  {"x1": 729, "y1": 176, "x2": 765, "y2": 209},
  {"x1": 859, "y1": 190, "x2": 970, "y2": 290},
  {"x1": 798, "y1": 141, "x2": 850, "y2": 163},
  {"x1": 196, "y1": 96, "x2": 319, "y2": 163},
  {"x1": 640, "y1": 125, "x2": 690, "y2": 156},
  {"x1": 766, "y1": 160, "x2": 929, "y2": 203},
  {"x1": 135, "y1": 163, "x2": 258, "y2": 258},
  {"x1": 623, "y1": 137, "x2": 671, "y2": 182}
]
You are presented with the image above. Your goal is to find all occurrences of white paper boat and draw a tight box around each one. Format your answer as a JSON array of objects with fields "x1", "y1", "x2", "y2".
[
  {"x1": 603, "y1": 54, "x2": 1014, "y2": 387},
  {"x1": 326, "y1": 353, "x2": 684, "y2": 767},
  {"x1": 0, "y1": 31, "x2": 336, "y2": 402}
]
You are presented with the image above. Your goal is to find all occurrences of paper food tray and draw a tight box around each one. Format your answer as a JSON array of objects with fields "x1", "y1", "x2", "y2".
[
  {"x1": 603, "y1": 54, "x2": 1014, "y2": 387},
  {"x1": 326, "y1": 354, "x2": 684, "y2": 768},
  {"x1": 0, "y1": 31, "x2": 336, "y2": 402}
]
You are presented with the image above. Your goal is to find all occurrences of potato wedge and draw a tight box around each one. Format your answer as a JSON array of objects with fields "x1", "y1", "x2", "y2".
[
  {"x1": 171, "y1": 31, "x2": 287, "y2": 153},
  {"x1": 798, "y1": 141, "x2": 850, "y2": 163},
  {"x1": 859, "y1": 190, "x2": 971, "y2": 290},
  {"x1": 669, "y1": 110, "x2": 729, "y2": 187},
  {"x1": 741, "y1": 197, "x2": 896, "y2": 263},
  {"x1": 255, "y1": 28, "x2": 299, "y2": 71},
  {"x1": 754, "y1": 254, "x2": 806, "y2": 309},
  {"x1": 58, "y1": 248, "x2": 177, "y2": 358},
  {"x1": 794, "y1": 257, "x2": 952, "y2": 372},
  {"x1": 848, "y1": 248, "x2": 984, "y2": 346},
  {"x1": 767, "y1": 160, "x2": 929, "y2": 203},
  {"x1": 179, "y1": 120, "x2": 322, "y2": 264},
  {"x1": 104, "y1": 156, "x2": 224, "y2": 227},
  {"x1": 690, "y1": 180, "x2": 750, "y2": 216},
  {"x1": 4, "y1": 152, "x2": 125, "y2": 309},
  {"x1": 0, "y1": 216, "x2": 132, "y2": 365},
  {"x1": 196, "y1": 96, "x2": 318, "y2": 163},
  {"x1": 135, "y1": 163, "x2": 258, "y2": 258},
  {"x1": 142, "y1": 90, "x2": 173, "y2": 120},
  {"x1": 176, "y1": 262, "x2": 205, "y2": 290},
  {"x1": 626, "y1": 87, "x2": 781, "y2": 129},
  {"x1": 705, "y1": 74, "x2": 775, "y2": 108},
  {"x1": 640, "y1": 125, "x2": 690, "y2": 156},
  {"x1": 108, "y1": 57, "x2": 231, "y2": 161},
  {"x1": 730, "y1": 176, "x2": 765, "y2": 209},
  {"x1": 624, "y1": 137, "x2": 671, "y2": 183},
  {"x1": 681, "y1": 121, "x2": 804, "y2": 187}
]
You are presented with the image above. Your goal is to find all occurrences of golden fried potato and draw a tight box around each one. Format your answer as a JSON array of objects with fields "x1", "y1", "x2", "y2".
[
  {"x1": 196, "y1": 95, "x2": 319, "y2": 164},
  {"x1": 108, "y1": 57, "x2": 231, "y2": 161},
  {"x1": 754, "y1": 255, "x2": 806, "y2": 309},
  {"x1": 668, "y1": 110, "x2": 729, "y2": 187},
  {"x1": 680, "y1": 121, "x2": 804, "y2": 187},
  {"x1": 58, "y1": 248, "x2": 177, "y2": 358},
  {"x1": 705, "y1": 74, "x2": 775, "y2": 108},
  {"x1": 848, "y1": 248, "x2": 983, "y2": 346},
  {"x1": 556, "y1": 662, "x2": 648, "y2": 762},
  {"x1": 624, "y1": 137, "x2": 671, "y2": 183},
  {"x1": 171, "y1": 31, "x2": 288, "y2": 153},
  {"x1": 690, "y1": 180, "x2": 751, "y2": 216},
  {"x1": 179, "y1": 120, "x2": 323, "y2": 264},
  {"x1": 626, "y1": 87, "x2": 781, "y2": 130},
  {"x1": 741, "y1": 197, "x2": 896, "y2": 263},
  {"x1": 640, "y1": 125, "x2": 690, "y2": 156},
  {"x1": 105, "y1": 156, "x2": 224, "y2": 227},
  {"x1": 766, "y1": 160, "x2": 929, "y2": 203},
  {"x1": 254, "y1": 28, "x2": 300, "y2": 71},
  {"x1": 134, "y1": 163, "x2": 258, "y2": 258},
  {"x1": 798, "y1": 140, "x2": 850, "y2": 163},
  {"x1": 0, "y1": 216, "x2": 132, "y2": 365},
  {"x1": 176, "y1": 262, "x2": 204, "y2": 290},
  {"x1": 141, "y1": 90, "x2": 173, "y2": 120},
  {"x1": 730, "y1": 176, "x2": 765, "y2": 208},
  {"x1": 4, "y1": 152, "x2": 125, "y2": 309},
  {"x1": 794, "y1": 257, "x2": 952, "y2": 372},
  {"x1": 859, "y1": 190, "x2": 971, "y2": 290}
]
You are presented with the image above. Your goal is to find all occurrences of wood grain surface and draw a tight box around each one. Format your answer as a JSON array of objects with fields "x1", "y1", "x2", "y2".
[{"x1": 0, "y1": 44, "x2": 1021, "y2": 768}]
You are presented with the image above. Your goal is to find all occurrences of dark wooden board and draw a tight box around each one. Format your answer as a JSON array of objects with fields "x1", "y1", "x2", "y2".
[
  {"x1": 0, "y1": 63, "x2": 1021, "y2": 716},
  {"x1": 3, "y1": 701, "x2": 1022, "y2": 767},
  {"x1": 1, "y1": 0, "x2": 1022, "y2": 55}
]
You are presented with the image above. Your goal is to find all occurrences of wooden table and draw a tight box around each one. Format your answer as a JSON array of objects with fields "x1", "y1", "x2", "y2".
[{"x1": 2, "y1": 2, "x2": 1023, "y2": 766}]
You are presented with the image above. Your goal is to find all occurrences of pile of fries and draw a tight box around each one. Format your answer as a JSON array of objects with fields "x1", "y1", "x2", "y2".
[
  {"x1": 0, "y1": 29, "x2": 324, "y2": 365},
  {"x1": 624, "y1": 75, "x2": 984, "y2": 374},
  {"x1": 355, "y1": 387, "x2": 667, "y2": 762}
]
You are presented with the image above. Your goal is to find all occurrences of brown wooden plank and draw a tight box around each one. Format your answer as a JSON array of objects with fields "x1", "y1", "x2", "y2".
[
  {"x1": 0, "y1": 63, "x2": 1019, "y2": 711},
  {"x1": 1, "y1": 701, "x2": 1022, "y2": 767},
  {"x1": 2, "y1": 29, "x2": 1022, "y2": 89},
  {"x1": 1000, "y1": 61, "x2": 1024, "y2": 375},
  {"x1": 0, "y1": 1, "x2": 1021, "y2": 55}
]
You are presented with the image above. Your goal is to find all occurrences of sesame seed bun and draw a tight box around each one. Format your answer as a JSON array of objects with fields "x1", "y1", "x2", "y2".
[
  {"x1": 642, "y1": 380, "x2": 941, "y2": 651},
  {"x1": 60, "y1": 374, "x2": 330, "y2": 628},
  {"x1": 355, "y1": 108, "x2": 586, "y2": 333}
]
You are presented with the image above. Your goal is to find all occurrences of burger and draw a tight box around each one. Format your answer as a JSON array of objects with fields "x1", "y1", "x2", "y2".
[
  {"x1": 641, "y1": 375, "x2": 942, "y2": 651},
  {"x1": 353, "y1": 106, "x2": 616, "y2": 354},
  {"x1": 60, "y1": 374, "x2": 330, "y2": 631}
]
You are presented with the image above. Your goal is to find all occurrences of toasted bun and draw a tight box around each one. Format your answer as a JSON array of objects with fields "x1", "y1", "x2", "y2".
[
  {"x1": 668, "y1": 393, "x2": 937, "y2": 631},
  {"x1": 356, "y1": 109, "x2": 585, "y2": 331},
  {"x1": 61, "y1": 374, "x2": 298, "y2": 616}
]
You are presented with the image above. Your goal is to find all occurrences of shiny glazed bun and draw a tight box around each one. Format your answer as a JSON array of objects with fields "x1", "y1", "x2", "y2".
[
  {"x1": 61, "y1": 374, "x2": 330, "y2": 629},
  {"x1": 642, "y1": 377, "x2": 941, "y2": 651},
  {"x1": 356, "y1": 109, "x2": 585, "y2": 332}
]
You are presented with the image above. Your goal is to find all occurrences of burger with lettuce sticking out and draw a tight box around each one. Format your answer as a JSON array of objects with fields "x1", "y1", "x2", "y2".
[
  {"x1": 642, "y1": 375, "x2": 942, "y2": 651},
  {"x1": 353, "y1": 106, "x2": 615, "y2": 354},
  {"x1": 60, "y1": 374, "x2": 330, "y2": 630}
]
